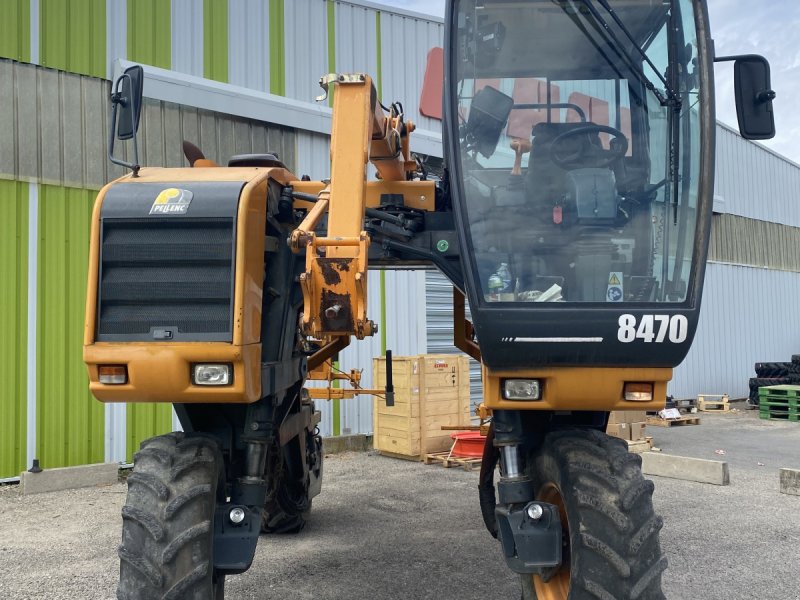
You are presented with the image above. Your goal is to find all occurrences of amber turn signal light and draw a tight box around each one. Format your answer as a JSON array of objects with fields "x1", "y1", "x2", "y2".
[{"x1": 99, "y1": 365, "x2": 128, "y2": 385}]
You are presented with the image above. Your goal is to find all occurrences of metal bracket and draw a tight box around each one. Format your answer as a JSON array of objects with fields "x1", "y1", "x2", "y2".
[{"x1": 316, "y1": 72, "x2": 368, "y2": 102}]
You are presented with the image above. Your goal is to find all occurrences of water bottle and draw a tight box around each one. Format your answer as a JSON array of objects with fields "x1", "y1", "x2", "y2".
[
  {"x1": 487, "y1": 273, "x2": 503, "y2": 301},
  {"x1": 497, "y1": 263, "x2": 512, "y2": 293}
]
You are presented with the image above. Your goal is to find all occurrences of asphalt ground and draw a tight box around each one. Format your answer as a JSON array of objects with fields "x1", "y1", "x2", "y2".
[{"x1": 1, "y1": 409, "x2": 798, "y2": 600}]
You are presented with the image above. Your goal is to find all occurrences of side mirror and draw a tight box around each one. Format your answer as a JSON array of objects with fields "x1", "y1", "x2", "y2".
[
  {"x1": 108, "y1": 65, "x2": 144, "y2": 176},
  {"x1": 465, "y1": 86, "x2": 514, "y2": 158},
  {"x1": 115, "y1": 65, "x2": 144, "y2": 140},
  {"x1": 717, "y1": 54, "x2": 776, "y2": 141}
]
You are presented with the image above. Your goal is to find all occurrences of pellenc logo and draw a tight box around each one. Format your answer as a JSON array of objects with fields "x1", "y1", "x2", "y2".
[{"x1": 150, "y1": 188, "x2": 193, "y2": 215}]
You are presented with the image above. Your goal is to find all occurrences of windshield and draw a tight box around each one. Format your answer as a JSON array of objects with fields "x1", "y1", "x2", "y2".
[{"x1": 453, "y1": 0, "x2": 702, "y2": 304}]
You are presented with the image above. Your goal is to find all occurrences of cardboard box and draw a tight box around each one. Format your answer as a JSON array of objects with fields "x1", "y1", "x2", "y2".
[
  {"x1": 630, "y1": 422, "x2": 646, "y2": 441},
  {"x1": 606, "y1": 422, "x2": 631, "y2": 441},
  {"x1": 608, "y1": 410, "x2": 648, "y2": 425}
]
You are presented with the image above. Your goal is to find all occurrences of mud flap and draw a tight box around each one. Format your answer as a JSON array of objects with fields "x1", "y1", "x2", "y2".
[{"x1": 496, "y1": 501, "x2": 562, "y2": 574}]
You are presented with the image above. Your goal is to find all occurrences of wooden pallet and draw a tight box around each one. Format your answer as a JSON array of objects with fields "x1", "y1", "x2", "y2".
[
  {"x1": 697, "y1": 399, "x2": 730, "y2": 412},
  {"x1": 424, "y1": 451, "x2": 483, "y2": 472},
  {"x1": 646, "y1": 415, "x2": 701, "y2": 428},
  {"x1": 625, "y1": 437, "x2": 654, "y2": 453},
  {"x1": 759, "y1": 410, "x2": 800, "y2": 422}
]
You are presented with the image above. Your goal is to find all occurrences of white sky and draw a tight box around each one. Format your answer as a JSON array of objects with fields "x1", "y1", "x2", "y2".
[{"x1": 377, "y1": 0, "x2": 799, "y2": 163}]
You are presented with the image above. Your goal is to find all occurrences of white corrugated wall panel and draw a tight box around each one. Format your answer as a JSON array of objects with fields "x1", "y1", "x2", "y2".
[
  {"x1": 284, "y1": 0, "x2": 329, "y2": 103},
  {"x1": 380, "y1": 11, "x2": 443, "y2": 135},
  {"x1": 335, "y1": 2, "x2": 378, "y2": 78},
  {"x1": 670, "y1": 262, "x2": 800, "y2": 399},
  {"x1": 424, "y1": 271, "x2": 483, "y2": 407},
  {"x1": 714, "y1": 124, "x2": 800, "y2": 227},
  {"x1": 228, "y1": 0, "x2": 269, "y2": 91},
  {"x1": 171, "y1": 0, "x2": 204, "y2": 77},
  {"x1": 296, "y1": 131, "x2": 331, "y2": 179},
  {"x1": 106, "y1": 0, "x2": 127, "y2": 80}
]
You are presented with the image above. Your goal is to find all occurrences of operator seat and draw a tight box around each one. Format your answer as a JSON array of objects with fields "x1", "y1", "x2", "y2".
[{"x1": 525, "y1": 122, "x2": 617, "y2": 228}]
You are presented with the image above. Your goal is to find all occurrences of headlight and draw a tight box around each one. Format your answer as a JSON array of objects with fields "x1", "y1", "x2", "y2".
[
  {"x1": 624, "y1": 382, "x2": 653, "y2": 402},
  {"x1": 192, "y1": 364, "x2": 232, "y2": 386},
  {"x1": 99, "y1": 365, "x2": 127, "y2": 385},
  {"x1": 503, "y1": 379, "x2": 542, "y2": 400}
]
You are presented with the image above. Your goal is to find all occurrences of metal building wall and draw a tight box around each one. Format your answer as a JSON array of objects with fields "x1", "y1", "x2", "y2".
[
  {"x1": 671, "y1": 263, "x2": 800, "y2": 399},
  {"x1": 39, "y1": 0, "x2": 105, "y2": 78},
  {"x1": 380, "y1": 7, "x2": 443, "y2": 134},
  {"x1": 714, "y1": 123, "x2": 800, "y2": 227},
  {"x1": 424, "y1": 271, "x2": 483, "y2": 408},
  {"x1": 0, "y1": 180, "x2": 28, "y2": 479},
  {"x1": 171, "y1": 0, "x2": 204, "y2": 78},
  {"x1": 284, "y1": 0, "x2": 329, "y2": 103},
  {"x1": 227, "y1": 0, "x2": 269, "y2": 91},
  {"x1": 0, "y1": 0, "x2": 30, "y2": 63},
  {"x1": 35, "y1": 185, "x2": 104, "y2": 470}
]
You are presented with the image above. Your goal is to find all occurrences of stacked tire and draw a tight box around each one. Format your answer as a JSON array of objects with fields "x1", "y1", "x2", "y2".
[
  {"x1": 791, "y1": 355, "x2": 800, "y2": 384},
  {"x1": 748, "y1": 356, "x2": 800, "y2": 408}
]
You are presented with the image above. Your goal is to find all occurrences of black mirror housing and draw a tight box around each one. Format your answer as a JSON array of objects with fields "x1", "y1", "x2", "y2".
[
  {"x1": 729, "y1": 55, "x2": 776, "y2": 141},
  {"x1": 116, "y1": 65, "x2": 144, "y2": 140},
  {"x1": 466, "y1": 86, "x2": 514, "y2": 158}
]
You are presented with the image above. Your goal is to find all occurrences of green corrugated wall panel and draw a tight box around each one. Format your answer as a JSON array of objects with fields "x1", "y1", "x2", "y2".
[
  {"x1": 126, "y1": 404, "x2": 174, "y2": 462},
  {"x1": 269, "y1": 0, "x2": 284, "y2": 95},
  {"x1": 36, "y1": 185, "x2": 103, "y2": 469},
  {"x1": 326, "y1": 0, "x2": 335, "y2": 107},
  {"x1": 204, "y1": 0, "x2": 228, "y2": 83},
  {"x1": 0, "y1": 0, "x2": 30, "y2": 62},
  {"x1": 0, "y1": 180, "x2": 28, "y2": 478},
  {"x1": 128, "y1": 0, "x2": 171, "y2": 69},
  {"x1": 40, "y1": 0, "x2": 105, "y2": 78}
]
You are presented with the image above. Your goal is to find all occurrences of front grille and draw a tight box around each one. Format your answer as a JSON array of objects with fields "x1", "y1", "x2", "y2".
[{"x1": 97, "y1": 218, "x2": 236, "y2": 341}]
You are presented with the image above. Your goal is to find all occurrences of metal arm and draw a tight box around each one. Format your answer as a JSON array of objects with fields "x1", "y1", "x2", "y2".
[{"x1": 290, "y1": 73, "x2": 420, "y2": 344}]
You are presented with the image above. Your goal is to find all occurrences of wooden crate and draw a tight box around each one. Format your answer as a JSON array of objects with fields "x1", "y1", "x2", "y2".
[{"x1": 373, "y1": 354, "x2": 471, "y2": 459}]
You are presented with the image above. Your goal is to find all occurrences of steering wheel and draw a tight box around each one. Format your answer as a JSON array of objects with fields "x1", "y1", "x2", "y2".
[{"x1": 549, "y1": 124, "x2": 628, "y2": 170}]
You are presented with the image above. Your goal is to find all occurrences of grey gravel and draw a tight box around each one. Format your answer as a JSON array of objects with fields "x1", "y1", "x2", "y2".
[{"x1": 1, "y1": 410, "x2": 798, "y2": 599}]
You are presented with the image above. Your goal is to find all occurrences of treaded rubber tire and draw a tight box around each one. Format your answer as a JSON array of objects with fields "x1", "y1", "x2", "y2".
[
  {"x1": 522, "y1": 429, "x2": 667, "y2": 600},
  {"x1": 754, "y1": 362, "x2": 792, "y2": 378},
  {"x1": 118, "y1": 432, "x2": 225, "y2": 600}
]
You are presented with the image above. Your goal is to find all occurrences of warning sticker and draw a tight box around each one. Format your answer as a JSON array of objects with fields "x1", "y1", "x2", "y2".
[
  {"x1": 607, "y1": 271, "x2": 624, "y2": 303},
  {"x1": 150, "y1": 188, "x2": 193, "y2": 215}
]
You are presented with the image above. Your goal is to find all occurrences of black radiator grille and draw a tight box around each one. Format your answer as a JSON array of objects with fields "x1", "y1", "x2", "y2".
[{"x1": 97, "y1": 218, "x2": 236, "y2": 341}]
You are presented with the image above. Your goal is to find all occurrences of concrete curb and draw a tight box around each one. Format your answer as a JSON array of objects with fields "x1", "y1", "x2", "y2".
[
  {"x1": 20, "y1": 463, "x2": 119, "y2": 495},
  {"x1": 641, "y1": 452, "x2": 730, "y2": 486},
  {"x1": 322, "y1": 434, "x2": 373, "y2": 454},
  {"x1": 779, "y1": 468, "x2": 800, "y2": 496}
]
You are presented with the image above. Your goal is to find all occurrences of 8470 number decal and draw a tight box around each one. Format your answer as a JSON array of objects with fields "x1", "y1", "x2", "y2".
[{"x1": 618, "y1": 314, "x2": 689, "y2": 344}]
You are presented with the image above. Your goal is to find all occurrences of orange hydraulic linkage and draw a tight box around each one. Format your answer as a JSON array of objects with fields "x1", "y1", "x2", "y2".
[{"x1": 290, "y1": 73, "x2": 418, "y2": 350}]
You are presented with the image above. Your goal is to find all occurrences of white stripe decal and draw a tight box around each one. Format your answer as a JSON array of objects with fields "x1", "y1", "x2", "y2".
[
  {"x1": 26, "y1": 184, "x2": 38, "y2": 468},
  {"x1": 503, "y1": 337, "x2": 604, "y2": 343}
]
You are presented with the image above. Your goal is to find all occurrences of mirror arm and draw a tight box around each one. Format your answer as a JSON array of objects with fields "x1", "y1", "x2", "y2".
[{"x1": 108, "y1": 74, "x2": 141, "y2": 177}]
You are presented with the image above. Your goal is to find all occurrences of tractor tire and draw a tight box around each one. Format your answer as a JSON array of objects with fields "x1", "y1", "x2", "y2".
[
  {"x1": 118, "y1": 432, "x2": 225, "y2": 600},
  {"x1": 260, "y1": 431, "x2": 319, "y2": 535},
  {"x1": 522, "y1": 429, "x2": 666, "y2": 600},
  {"x1": 754, "y1": 362, "x2": 792, "y2": 378}
]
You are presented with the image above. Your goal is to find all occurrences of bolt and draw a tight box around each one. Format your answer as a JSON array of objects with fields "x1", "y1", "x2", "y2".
[
  {"x1": 526, "y1": 503, "x2": 544, "y2": 521},
  {"x1": 229, "y1": 507, "x2": 246, "y2": 524},
  {"x1": 325, "y1": 304, "x2": 342, "y2": 318},
  {"x1": 250, "y1": 422, "x2": 259, "y2": 431},
  {"x1": 420, "y1": 195, "x2": 426, "y2": 202}
]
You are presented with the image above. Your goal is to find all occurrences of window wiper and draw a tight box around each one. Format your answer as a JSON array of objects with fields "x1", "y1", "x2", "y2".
[{"x1": 580, "y1": 0, "x2": 681, "y2": 109}]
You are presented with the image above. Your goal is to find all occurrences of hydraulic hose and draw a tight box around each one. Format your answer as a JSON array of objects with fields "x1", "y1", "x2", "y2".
[{"x1": 478, "y1": 423, "x2": 499, "y2": 539}]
